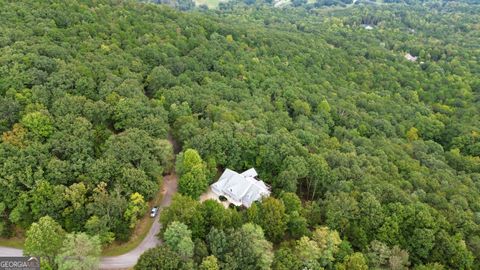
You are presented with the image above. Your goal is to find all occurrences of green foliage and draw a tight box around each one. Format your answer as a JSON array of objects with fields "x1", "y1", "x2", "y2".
[
  {"x1": 199, "y1": 199, "x2": 232, "y2": 231},
  {"x1": 414, "y1": 263, "x2": 445, "y2": 270},
  {"x1": 295, "y1": 226, "x2": 343, "y2": 268},
  {"x1": 430, "y1": 231, "x2": 474, "y2": 269},
  {"x1": 272, "y1": 247, "x2": 302, "y2": 270},
  {"x1": 20, "y1": 111, "x2": 53, "y2": 139},
  {"x1": 84, "y1": 215, "x2": 115, "y2": 246},
  {"x1": 29, "y1": 181, "x2": 66, "y2": 222},
  {"x1": 55, "y1": 233, "x2": 101, "y2": 270},
  {"x1": 237, "y1": 223, "x2": 274, "y2": 269},
  {"x1": 160, "y1": 194, "x2": 205, "y2": 239},
  {"x1": 336, "y1": 252, "x2": 368, "y2": 270},
  {"x1": 134, "y1": 246, "x2": 184, "y2": 270},
  {"x1": 367, "y1": 240, "x2": 410, "y2": 269},
  {"x1": 24, "y1": 216, "x2": 65, "y2": 267},
  {"x1": 286, "y1": 211, "x2": 309, "y2": 238},
  {"x1": 302, "y1": 201, "x2": 323, "y2": 229},
  {"x1": 406, "y1": 127, "x2": 420, "y2": 141},
  {"x1": 87, "y1": 183, "x2": 130, "y2": 241},
  {"x1": 206, "y1": 227, "x2": 229, "y2": 261},
  {"x1": 291, "y1": 99, "x2": 312, "y2": 117},
  {"x1": 295, "y1": 236, "x2": 322, "y2": 263},
  {"x1": 1, "y1": 1, "x2": 480, "y2": 268},
  {"x1": 324, "y1": 192, "x2": 359, "y2": 235},
  {"x1": 164, "y1": 221, "x2": 195, "y2": 258},
  {"x1": 257, "y1": 197, "x2": 288, "y2": 243},
  {"x1": 194, "y1": 238, "x2": 210, "y2": 264},
  {"x1": 199, "y1": 255, "x2": 220, "y2": 270},
  {"x1": 280, "y1": 192, "x2": 309, "y2": 238},
  {"x1": 280, "y1": 192, "x2": 302, "y2": 214},
  {"x1": 206, "y1": 223, "x2": 273, "y2": 270},
  {"x1": 124, "y1": 192, "x2": 147, "y2": 229},
  {"x1": 177, "y1": 149, "x2": 208, "y2": 199},
  {"x1": 146, "y1": 66, "x2": 178, "y2": 96},
  {"x1": 0, "y1": 202, "x2": 6, "y2": 236},
  {"x1": 118, "y1": 167, "x2": 156, "y2": 199}
]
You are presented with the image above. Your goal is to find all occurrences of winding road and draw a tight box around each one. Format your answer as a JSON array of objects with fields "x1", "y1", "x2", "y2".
[
  {"x1": 0, "y1": 173, "x2": 178, "y2": 270},
  {"x1": 100, "y1": 173, "x2": 178, "y2": 269}
]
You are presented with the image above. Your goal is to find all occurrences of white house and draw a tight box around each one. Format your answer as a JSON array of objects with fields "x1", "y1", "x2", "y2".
[
  {"x1": 211, "y1": 168, "x2": 270, "y2": 208},
  {"x1": 405, "y1": 53, "x2": 418, "y2": 62}
]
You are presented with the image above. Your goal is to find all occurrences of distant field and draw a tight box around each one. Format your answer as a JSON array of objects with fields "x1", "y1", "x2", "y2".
[{"x1": 195, "y1": 0, "x2": 227, "y2": 8}]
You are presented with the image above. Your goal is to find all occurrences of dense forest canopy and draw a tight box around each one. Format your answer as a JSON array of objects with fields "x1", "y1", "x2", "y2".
[{"x1": 0, "y1": 0, "x2": 479, "y2": 269}]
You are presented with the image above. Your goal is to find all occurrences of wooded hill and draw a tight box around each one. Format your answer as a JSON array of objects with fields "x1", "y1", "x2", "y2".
[{"x1": 0, "y1": 0, "x2": 479, "y2": 269}]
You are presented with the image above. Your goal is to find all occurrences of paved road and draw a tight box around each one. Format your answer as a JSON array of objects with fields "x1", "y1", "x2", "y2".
[
  {"x1": 100, "y1": 173, "x2": 178, "y2": 269},
  {"x1": 0, "y1": 173, "x2": 178, "y2": 270},
  {"x1": 0, "y1": 247, "x2": 21, "y2": 256}
]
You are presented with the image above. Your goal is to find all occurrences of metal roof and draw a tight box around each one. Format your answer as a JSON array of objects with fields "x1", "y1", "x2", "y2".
[{"x1": 211, "y1": 168, "x2": 270, "y2": 207}]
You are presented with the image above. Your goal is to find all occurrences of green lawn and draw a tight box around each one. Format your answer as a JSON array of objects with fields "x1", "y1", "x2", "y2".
[{"x1": 0, "y1": 237, "x2": 24, "y2": 249}]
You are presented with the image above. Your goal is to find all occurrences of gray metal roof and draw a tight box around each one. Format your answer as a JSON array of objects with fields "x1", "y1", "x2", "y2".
[{"x1": 211, "y1": 168, "x2": 270, "y2": 207}]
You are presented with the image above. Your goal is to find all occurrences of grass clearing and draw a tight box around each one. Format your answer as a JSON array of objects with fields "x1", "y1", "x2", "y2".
[
  {"x1": 195, "y1": 0, "x2": 226, "y2": 9},
  {"x1": 0, "y1": 237, "x2": 24, "y2": 249}
]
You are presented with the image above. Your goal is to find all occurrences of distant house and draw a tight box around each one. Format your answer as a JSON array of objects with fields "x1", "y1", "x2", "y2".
[
  {"x1": 211, "y1": 168, "x2": 270, "y2": 208},
  {"x1": 405, "y1": 53, "x2": 418, "y2": 62},
  {"x1": 364, "y1": 25, "x2": 374, "y2": 30}
]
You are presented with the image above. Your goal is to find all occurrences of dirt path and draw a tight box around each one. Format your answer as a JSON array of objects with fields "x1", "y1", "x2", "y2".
[{"x1": 168, "y1": 132, "x2": 181, "y2": 154}]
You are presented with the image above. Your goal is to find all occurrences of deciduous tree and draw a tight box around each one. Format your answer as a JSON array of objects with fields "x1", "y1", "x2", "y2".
[
  {"x1": 258, "y1": 197, "x2": 287, "y2": 243},
  {"x1": 177, "y1": 149, "x2": 208, "y2": 199},
  {"x1": 55, "y1": 233, "x2": 101, "y2": 270},
  {"x1": 134, "y1": 246, "x2": 183, "y2": 270},
  {"x1": 24, "y1": 216, "x2": 65, "y2": 267},
  {"x1": 164, "y1": 221, "x2": 194, "y2": 258}
]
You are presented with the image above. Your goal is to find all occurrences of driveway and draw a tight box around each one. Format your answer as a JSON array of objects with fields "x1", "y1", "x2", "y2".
[
  {"x1": 0, "y1": 173, "x2": 178, "y2": 270},
  {"x1": 0, "y1": 247, "x2": 22, "y2": 256},
  {"x1": 199, "y1": 187, "x2": 229, "y2": 208}
]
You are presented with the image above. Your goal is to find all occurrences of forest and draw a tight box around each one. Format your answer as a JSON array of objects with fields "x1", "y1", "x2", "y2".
[{"x1": 0, "y1": 0, "x2": 479, "y2": 269}]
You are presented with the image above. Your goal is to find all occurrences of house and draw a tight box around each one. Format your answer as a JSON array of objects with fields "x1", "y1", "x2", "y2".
[
  {"x1": 210, "y1": 168, "x2": 270, "y2": 207},
  {"x1": 405, "y1": 53, "x2": 418, "y2": 62}
]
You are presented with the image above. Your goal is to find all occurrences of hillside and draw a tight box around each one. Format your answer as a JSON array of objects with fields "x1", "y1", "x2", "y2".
[{"x1": 0, "y1": 0, "x2": 479, "y2": 269}]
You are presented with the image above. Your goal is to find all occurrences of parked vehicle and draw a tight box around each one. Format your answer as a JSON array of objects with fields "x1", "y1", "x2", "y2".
[{"x1": 150, "y1": 206, "x2": 159, "y2": 217}]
